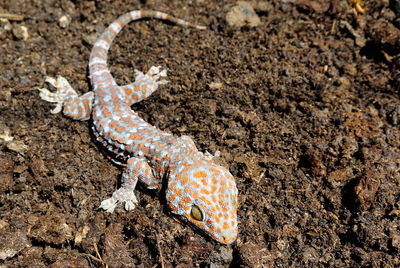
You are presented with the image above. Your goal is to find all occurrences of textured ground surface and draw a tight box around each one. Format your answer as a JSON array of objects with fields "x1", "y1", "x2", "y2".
[{"x1": 0, "y1": 0, "x2": 399, "y2": 267}]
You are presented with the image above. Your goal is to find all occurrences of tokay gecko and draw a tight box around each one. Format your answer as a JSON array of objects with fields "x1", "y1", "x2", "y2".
[{"x1": 39, "y1": 10, "x2": 238, "y2": 244}]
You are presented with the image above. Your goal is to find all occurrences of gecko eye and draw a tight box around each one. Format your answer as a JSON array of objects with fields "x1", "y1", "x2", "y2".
[{"x1": 191, "y1": 204, "x2": 203, "y2": 221}]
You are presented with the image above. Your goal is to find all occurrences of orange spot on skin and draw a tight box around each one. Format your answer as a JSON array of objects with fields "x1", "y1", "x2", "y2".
[
  {"x1": 200, "y1": 189, "x2": 209, "y2": 195},
  {"x1": 140, "y1": 146, "x2": 149, "y2": 154},
  {"x1": 129, "y1": 133, "x2": 138, "y2": 140},
  {"x1": 194, "y1": 171, "x2": 207, "y2": 178},
  {"x1": 200, "y1": 196, "x2": 211, "y2": 205},
  {"x1": 135, "y1": 162, "x2": 142, "y2": 169},
  {"x1": 115, "y1": 126, "x2": 125, "y2": 133},
  {"x1": 181, "y1": 175, "x2": 189, "y2": 185},
  {"x1": 127, "y1": 12, "x2": 133, "y2": 20},
  {"x1": 209, "y1": 167, "x2": 219, "y2": 173},
  {"x1": 210, "y1": 185, "x2": 217, "y2": 193},
  {"x1": 195, "y1": 221, "x2": 205, "y2": 229},
  {"x1": 101, "y1": 35, "x2": 112, "y2": 44},
  {"x1": 109, "y1": 121, "x2": 117, "y2": 128},
  {"x1": 121, "y1": 116, "x2": 130, "y2": 123},
  {"x1": 178, "y1": 202, "x2": 187, "y2": 210},
  {"x1": 175, "y1": 189, "x2": 182, "y2": 196},
  {"x1": 83, "y1": 99, "x2": 90, "y2": 111},
  {"x1": 192, "y1": 191, "x2": 199, "y2": 199},
  {"x1": 181, "y1": 197, "x2": 190, "y2": 204},
  {"x1": 103, "y1": 109, "x2": 111, "y2": 117},
  {"x1": 128, "y1": 122, "x2": 137, "y2": 128},
  {"x1": 222, "y1": 222, "x2": 229, "y2": 230},
  {"x1": 148, "y1": 82, "x2": 155, "y2": 88},
  {"x1": 77, "y1": 106, "x2": 83, "y2": 118},
  {"x1": 169, "y1": 182, "x2": 177, "y2": 189},
  {"x1": 168, "y1": 194, "x2": 175, "y2": 202},
  {"x1": 190, "y1": 181, "x2": 200, "y2": 189}
]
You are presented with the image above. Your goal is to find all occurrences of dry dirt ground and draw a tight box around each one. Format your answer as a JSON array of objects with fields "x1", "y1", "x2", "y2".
[{"x1": 1, "y1": 0, "x2": 399, "y2": 267}]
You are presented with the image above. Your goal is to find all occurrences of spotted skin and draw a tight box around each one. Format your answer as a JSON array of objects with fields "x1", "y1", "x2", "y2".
[{"x1": 38, "y1": 10, "x2": 238, "y2": 244}]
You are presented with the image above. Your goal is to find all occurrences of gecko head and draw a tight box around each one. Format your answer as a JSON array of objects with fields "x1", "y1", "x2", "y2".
[{"x1": 166, "y1": 161, "x2": 238, "y2": 244}]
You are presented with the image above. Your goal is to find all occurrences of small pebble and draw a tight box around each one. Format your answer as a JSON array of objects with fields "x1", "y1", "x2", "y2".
[
  {"x1": 12, "y1": 25, "x2": 29, "y2": 40},
  {"x1": 6, "y1": 140, "x2": 28, "y2": 153},
  {"x1": 226, "y1": 1, "x2": 261, "y2": 27},
  {"x1": 59, "y1": 15, "x2": 72, "y2": 28}
]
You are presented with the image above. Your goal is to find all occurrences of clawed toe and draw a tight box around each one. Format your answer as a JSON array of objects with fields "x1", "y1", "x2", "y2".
[
  {"x1": 99, "y1": 188, "x2": 138, "y2": 213},
  {"x1": 38, "y1": 76, "x2": 65, "y2": 114},
  {"x1": 38, "y1": 75, "x2": 93, "y2": 120},
  {"x1": 147, "y1": 66, "x2": 168, "y2": 79}
]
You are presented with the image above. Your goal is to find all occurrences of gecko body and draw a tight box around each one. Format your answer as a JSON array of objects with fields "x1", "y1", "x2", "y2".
[{"x1": 39, "y1": 10, "x2": 238, "y2": 244}]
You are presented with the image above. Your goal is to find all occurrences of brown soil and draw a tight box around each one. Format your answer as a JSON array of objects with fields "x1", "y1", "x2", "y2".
[{"x1": 1, "y1": 0, "x2": 399, "y2": 267}]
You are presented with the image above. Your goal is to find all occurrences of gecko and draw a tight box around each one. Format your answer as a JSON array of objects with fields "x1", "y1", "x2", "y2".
[{"x1": 38, "y1": 10, "x2": 238, "y2": 244}]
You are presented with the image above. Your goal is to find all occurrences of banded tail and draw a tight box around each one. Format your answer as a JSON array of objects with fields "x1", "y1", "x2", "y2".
[{"x1": 89, "y1": 10, "x2": 206, "y2": 90}]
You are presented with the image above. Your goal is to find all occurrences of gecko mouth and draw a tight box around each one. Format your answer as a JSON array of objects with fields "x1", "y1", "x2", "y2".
[{"x1": 172, "y1": 210, "x2": 237, "y2": 244}]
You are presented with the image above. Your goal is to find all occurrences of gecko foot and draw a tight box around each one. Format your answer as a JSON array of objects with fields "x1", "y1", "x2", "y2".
[{"x1": 99, "y1": 188, "x2": 138, "y2": 213}]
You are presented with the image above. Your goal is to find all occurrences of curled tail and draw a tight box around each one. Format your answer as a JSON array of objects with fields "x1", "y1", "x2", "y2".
[{"x1": 89, "y1": 10, "x2": 206, "y2": 90}]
